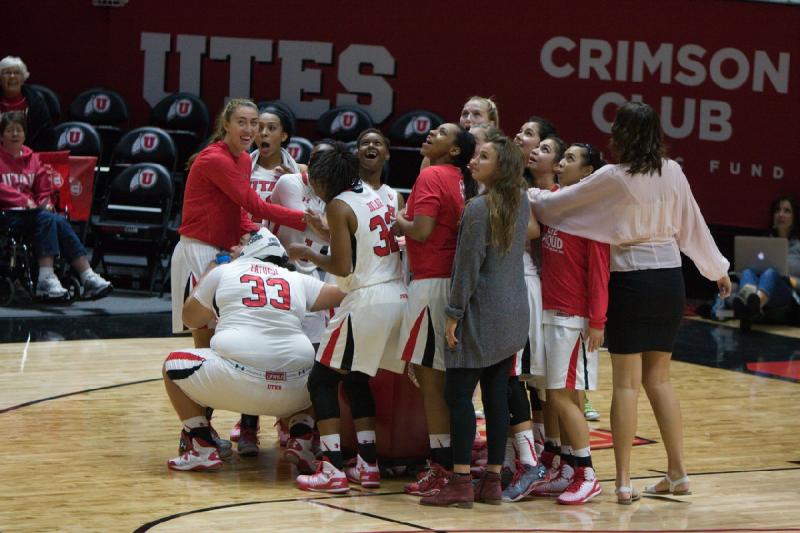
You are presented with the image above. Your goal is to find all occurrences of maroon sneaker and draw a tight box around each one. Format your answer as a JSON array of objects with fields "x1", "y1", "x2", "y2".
[
  {"x1": 420, "y1": 473, "x2": 474, "y2": 508},
  {"x1": 473, "y1": 470, "x2": 502, "y2": 505}
]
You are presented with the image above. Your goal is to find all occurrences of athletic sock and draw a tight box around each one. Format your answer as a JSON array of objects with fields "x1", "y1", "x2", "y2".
[
  {"x1": 429, "y1": 434, "x2": 453, "y2": 470},
  {"x1": 289, "y1": 413, "x2": 315, "y2": 438},
  {"x1": 320, "y1": 434, "x2": 343, "y2": 469},
  {"x1": 544, "y1": 439, "x2": 561, "y2": 455},
  {"x1": 356, "y1": 430, "x2": 377, "y2": 463},
  {"x1": 533, "y1": 423, "x2": 545, "y2": 444},
  {"x1": 515, "y1": 429, "x2": 538, "y2": 466},
  {"x1": 560, "y1": 445, "x2": 576, "y2": 468},
  {"x1": 573, "y1": 446, "x2": 593, "y2": 468},
  {"x1": 182, "y1": 416, "x2": 212, "y2": 444},
  {"x1": 182, "y1": 416, "x2": 209, "y2": 432}
]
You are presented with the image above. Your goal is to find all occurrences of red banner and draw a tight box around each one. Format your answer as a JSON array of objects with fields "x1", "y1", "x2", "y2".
[
  {"x1": 67, "y1": 157, "x2": 97, "y2": 222},
  {"x1": 36, "y1": 150, "x2": 71, "y2": 213},
  {"x1": 7, "y1": 0, "x2": 799, "y2": 229}
]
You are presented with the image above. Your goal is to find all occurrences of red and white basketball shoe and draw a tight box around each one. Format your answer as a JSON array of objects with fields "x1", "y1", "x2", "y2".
[
  {"x1": 344, "y1": 455, "x2": 380, "y2": 488},
  {"x1": 230, "y1": 419, "x2": 262, "y2": 443},
  {"x1": 404, "y1": 461, "x2": 448, "y2": 496},
  {"x1": 531, "y1": 462, "x2": 575, "y2": 497},
  {"x1": 168, "y1": 436, "x2": 223, "y2": 471},
  {"x1": 283, "y1": 436, "x2": 317, "y2": 474},
  {"x1": 558, "y1": 466, "x2": 602, "y2": 505},
  {"x1": 275, "y1": 418, "x2": 290, "y2": 447},
  {"x1": 296, "y1": 460, "x2": 350, "y2": 493}
]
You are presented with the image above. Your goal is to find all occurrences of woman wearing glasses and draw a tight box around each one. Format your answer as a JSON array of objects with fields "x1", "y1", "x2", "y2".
[{"x1": 0, "y1": 56, "x2": 53, "y2": 151}]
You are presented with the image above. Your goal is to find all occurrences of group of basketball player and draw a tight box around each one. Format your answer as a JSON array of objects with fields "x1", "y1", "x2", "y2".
[{"x1": 161, "y1": 93, "x2": 732, "y2": 509}]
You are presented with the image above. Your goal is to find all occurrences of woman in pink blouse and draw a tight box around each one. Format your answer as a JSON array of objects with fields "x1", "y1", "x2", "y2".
[{"x1": 530, "y1": 102, "x2": 731, "y2": 504}]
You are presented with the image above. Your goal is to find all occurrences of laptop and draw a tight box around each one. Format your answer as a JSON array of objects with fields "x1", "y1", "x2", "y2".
[{"x1": 734, "y1": 236, "x2": 789, "y2": 275}]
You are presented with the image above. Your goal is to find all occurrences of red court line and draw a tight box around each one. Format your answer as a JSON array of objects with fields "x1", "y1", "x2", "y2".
[{"x1": 747, "y1": 361, "x2": 800, "y2": 381}]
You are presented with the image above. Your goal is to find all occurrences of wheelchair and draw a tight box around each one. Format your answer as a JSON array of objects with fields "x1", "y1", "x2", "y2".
[{"x1": 0, "y1": 209, "x2": 81, "y2": 306}]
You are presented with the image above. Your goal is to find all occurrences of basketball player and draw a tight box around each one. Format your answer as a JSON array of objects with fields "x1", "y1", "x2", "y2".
[
  {"x1": 287, "y1": 143, "x2": 407, "y2": 493},
  {"x1": 356, "y1": 128, "x2": 404, "y2": 214},
  {"x1": 393, "y1": 123, "x2": 475, "y2": 496},
  {"x1": 163, "y1": 228, "x2": 345, "y2": 472},
  {"x1": 529, "y1": 143, "x2": 610, "y2": 505}
]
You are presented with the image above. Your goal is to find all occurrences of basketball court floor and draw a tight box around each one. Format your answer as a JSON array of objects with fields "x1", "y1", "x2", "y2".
[{"x1": 1, "y1": 294, "x2": 799, "y2": 532}]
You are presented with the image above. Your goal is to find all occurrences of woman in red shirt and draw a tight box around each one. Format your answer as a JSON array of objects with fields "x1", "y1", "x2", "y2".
[
  {"x1": 395, "y1": 123, "x2": 476, "y2": 495},
  {"x1": 171, "y1": 98, "x2": 316, "y2": 348}
]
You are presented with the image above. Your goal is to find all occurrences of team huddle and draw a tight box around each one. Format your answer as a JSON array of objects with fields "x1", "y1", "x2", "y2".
[{"x1": 161, "y1": 94, "x2": 729, "y2": 509}]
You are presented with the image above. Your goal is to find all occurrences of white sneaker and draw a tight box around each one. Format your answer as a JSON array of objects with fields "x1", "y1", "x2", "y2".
[
  {"x1": 168, "y1": 436, "x2": 223, "y2": 471},
  {"x1": 296, "y1": 460, "x2": 349, "y2": 493},
  {"x1": 558, "y1": 466, "x2": 602, "y2": 505},
  {"x1": 344, "y1": 454, "x2": 380, "y2": 488},
  {"x1": 82, "y1": 271, "x2": 112, "y2": 299},
  {"x1": 283, "y1": 436, "x2": 317, "y2": 474},
  {"x1": 35, "y1": 275, "x2": 67, "y2": 299}
]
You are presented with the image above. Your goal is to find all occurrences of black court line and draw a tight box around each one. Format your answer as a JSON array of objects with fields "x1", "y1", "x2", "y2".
[
  {"x1": 305, "y1": 499, "x2": 432, "y2": 531},
  {"x1": 133, "y1": 491, "x2": 409, "y2": 532},
  {"x1": 0, "y1": 378, "x2": 160, "y2": 414},
  {"x1": 133, "y1": 466, "x2": 800, "y2": 532}
]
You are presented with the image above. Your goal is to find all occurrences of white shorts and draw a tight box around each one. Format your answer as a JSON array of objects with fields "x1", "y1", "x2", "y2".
[
  {"x1": 317, "y1": 279, "x2": 407, "y2": 376},
  {"x1": 164, "y1": 348, "x2": 312, "y2": 418},
  {"x1": 543, "y1": 310, "x2": 598, "y2": 391},
  {"x1": 514, "y1": 275, "x2": 545, "y2": 378},
  {"x1": 170, "y1": 237, "x2": 219, "y2": 334},
  {"x1": 399, "y1": 278, "x2": 449, "y2": 371}
]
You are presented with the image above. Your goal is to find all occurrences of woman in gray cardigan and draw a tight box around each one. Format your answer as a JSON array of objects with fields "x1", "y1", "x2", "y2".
[{"x1": 421, "y1": 135, "x2": 534, "y2": 508}]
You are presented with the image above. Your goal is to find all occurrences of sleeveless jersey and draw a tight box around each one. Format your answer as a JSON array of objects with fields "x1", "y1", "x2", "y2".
[
  {"x1": 334, "y1": 186, "x2": 402, "y2": 292},
  {"x1": 370, "y1": 183, "x2": 400, "y2": 222},
  {"x1": 193, "y1": 257, "x2": 324, "y2": 370},
  {"x1": 271, "y1": 171, "x2": 328, "y2": 275}
]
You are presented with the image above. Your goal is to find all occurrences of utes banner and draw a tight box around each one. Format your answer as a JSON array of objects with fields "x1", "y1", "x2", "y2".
[{"x1": 8, "y1": 0, "x2": 799, "y2": 229}]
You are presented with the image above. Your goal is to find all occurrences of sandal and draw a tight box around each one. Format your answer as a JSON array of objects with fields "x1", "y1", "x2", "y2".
[
  {"x1": 615, "y1": 485, "x2": 641, "y2": 505},
  {"x1": 643, "y1": 474, "x2": 692, "y2": 496}
]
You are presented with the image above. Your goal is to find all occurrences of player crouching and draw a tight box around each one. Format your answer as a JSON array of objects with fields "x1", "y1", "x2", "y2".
[{"x1": 162, "y1": 228, "x2": 345, "y2": 471}]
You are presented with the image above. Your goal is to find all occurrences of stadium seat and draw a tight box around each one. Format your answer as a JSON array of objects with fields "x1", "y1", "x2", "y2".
[
  {"x1": 150, "y1": 93, "x2": 210, "y2": 171},
  {"x1": 68, "y1": 87, "x2": 129, "y2": 165},
  {"x1": 53, "y1": 122, "x2": 102, "y2": 158},
  {"x1": 316, "y1": 105, "x2": 373, "y2": 142},
  {"x1": 90, "y1": 163, "x2": 174, "y2": 292},
  {"x1": 286, "y1": 136, "x2": 313, "y2": 165},
  {"x1": 28, "y1": 83, "x2": 61, "y2": 124},
  {"x1": 385, "y1": 110, "x2": 443, "y2": 190},
  {"x1": 387, "y1": 110, "x2": 443, "y2": 147}
]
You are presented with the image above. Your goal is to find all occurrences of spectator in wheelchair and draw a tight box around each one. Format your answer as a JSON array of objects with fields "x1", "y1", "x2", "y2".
[
  {"x1": 0, "y1": 111, "x2": 112, "y2": 300},
  {"x1": 0, "y1": 56, "x2": 53, "y2": 151}
]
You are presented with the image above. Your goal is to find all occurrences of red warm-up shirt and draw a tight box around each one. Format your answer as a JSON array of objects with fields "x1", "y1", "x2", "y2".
[
  {"x1": 404, "y1": 164, "x2": 465, "y2": 279},
  {"x1": 179, "y1": 141, "x2": 306, "y2": 250},
  {"x1": 0, "y1": 145, "x2": 52, "y2": 209},
  {"x1": 541, "y1": 224, "x2": 610, "y2": 329}
]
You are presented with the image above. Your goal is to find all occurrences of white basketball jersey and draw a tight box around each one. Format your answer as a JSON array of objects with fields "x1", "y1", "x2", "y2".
[
  {"x1": 370, "y1": 183, "x2": 400, "y2": 223},
  {"x1": 271, "y1": 172, "x2": 328, "y2": 275},
  {"x1": 334, "y1": 186, "x2": 402, "y2": 292},
  {"x1": 193, "y1": 258, "x2": 324, "y2": 369}
]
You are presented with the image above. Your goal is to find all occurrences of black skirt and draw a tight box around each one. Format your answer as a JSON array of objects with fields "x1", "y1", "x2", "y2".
[{"x1": 606, "y1": 267, "x2": 686, "y2": 354}]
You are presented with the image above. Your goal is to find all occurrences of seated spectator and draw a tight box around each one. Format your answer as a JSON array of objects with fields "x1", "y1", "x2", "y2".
[
  {"x1": 0, "y1": 56, "x2": 53, "y2": 151},
  {"x1": 0, "y1": 111, "x2": 111, "y2": 299},
  {"x1": 734, "y1": 195, "x2": 800, "y2": 330}
]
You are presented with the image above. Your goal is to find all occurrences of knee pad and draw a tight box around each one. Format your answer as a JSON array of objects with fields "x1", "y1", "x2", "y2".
[
  {"x1": 508, "y1": 379, "x2": 532, "y2": 426},
  {"x1": 342, "y1": 371, "x2": 375, "y2": 420},
  {"x1": 307, "y1": 362, "x2": 343, "y2": 421}
]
